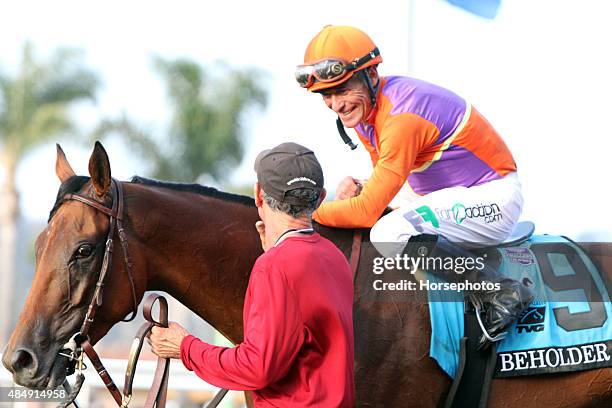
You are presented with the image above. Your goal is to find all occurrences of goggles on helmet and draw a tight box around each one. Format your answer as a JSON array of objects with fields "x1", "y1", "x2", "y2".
[{"x1": 295, "y1": 48, "x2": 380, "y2": 88}]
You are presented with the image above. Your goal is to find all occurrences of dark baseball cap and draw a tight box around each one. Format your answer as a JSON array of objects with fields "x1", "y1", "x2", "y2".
[{"x1": 254, "y1": 142, "x2": 324, "y2": 205}]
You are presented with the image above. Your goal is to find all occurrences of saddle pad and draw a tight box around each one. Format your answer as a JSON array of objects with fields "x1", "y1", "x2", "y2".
[{"x1": 428, "y1": 235, "x2": 612, "y2": 378}]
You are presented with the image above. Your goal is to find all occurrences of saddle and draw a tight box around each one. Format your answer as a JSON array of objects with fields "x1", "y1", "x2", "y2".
[
  {"x1": 346, "y1": 220, "x2": 611, "y2": 406},
  {"x1": 430, "y1": 225, "x2": 612, "y2": 407},
  {"x1": 444, "y1": 221, "x2": 535, "y2": 408}
]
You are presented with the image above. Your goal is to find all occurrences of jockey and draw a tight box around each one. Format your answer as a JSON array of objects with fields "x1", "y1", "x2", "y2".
[{"x1": 296, "y1": 25, "x2": 533, "y2": 347}]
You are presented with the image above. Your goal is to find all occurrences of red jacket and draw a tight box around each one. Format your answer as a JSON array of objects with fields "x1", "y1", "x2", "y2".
[{"x1": 180, "y1": 233, "x2": 355, "y2": 407}]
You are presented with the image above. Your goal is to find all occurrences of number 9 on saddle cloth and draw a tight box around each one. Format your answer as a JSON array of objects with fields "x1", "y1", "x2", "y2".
[{"x1": 428, "y1": 234, "x2": 612, "y2": 379}]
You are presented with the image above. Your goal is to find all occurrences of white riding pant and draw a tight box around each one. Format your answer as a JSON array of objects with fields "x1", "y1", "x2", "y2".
[{"x1": 370, "y1": 173, "x2": 523, "y2": 257}]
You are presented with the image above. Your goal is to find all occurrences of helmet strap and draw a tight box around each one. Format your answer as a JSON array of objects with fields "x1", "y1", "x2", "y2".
[
  {"x1": 334, "y1": 69, "x2": 379, "y2": 151},
  {"x1": 336, "y1": 117, "x2": 358, "y2": 150}
]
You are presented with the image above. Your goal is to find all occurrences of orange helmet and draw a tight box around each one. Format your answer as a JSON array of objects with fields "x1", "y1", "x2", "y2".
[{"x1": 296, "y1": 25, "x2": 383, "y2": 92}]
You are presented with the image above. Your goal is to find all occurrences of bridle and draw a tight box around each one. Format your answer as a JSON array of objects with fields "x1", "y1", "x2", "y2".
[
  {"x1": 66, "y1": 178, "x2": 139, "y2": 336},
  {"x1": 55, "y1": 177, "x2": 228, "y2": 408},
  {"x1": 57, "y1": 178, "x2": 164, "y2": 408}
]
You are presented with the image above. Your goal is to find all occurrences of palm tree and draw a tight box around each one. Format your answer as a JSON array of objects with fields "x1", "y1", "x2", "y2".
[
  {"x1": 0, "y1": 43, "x2": 99, "y2": 343},
  {"x1": 95, "y1": 57, "x2": 268, "y2": 183},
  {"x1": 91, "y1": 58, "x2": 268, "y2": 363}
]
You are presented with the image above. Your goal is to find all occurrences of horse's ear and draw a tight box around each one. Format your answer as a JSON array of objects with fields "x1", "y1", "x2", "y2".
[
  {"x1": 88, "y1": 141, "x2": 112, "y2": 197},
  {"x1": 55, "y1": 144, "x2": 76, "y2": 183}
]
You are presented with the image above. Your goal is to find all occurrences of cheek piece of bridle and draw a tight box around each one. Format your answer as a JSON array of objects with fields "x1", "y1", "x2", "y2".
[{"x1": 55, "y1": 179, "x2": 169, "y2": 408}]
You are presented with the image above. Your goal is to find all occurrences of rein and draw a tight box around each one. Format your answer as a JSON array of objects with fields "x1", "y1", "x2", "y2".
[
  {"x1": 60, "y1": 295, "x2": 171, "y2": 408},
  {"x1": 57, "y1": 179, "x2": 169, "y2": 408}
]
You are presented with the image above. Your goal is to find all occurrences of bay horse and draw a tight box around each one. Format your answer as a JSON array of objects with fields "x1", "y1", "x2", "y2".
[{"x1": 2, "y1": 142, "x2": 611, "y2": 407}]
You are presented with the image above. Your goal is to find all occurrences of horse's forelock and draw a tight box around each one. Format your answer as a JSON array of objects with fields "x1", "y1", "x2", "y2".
[{"x1": 48, "y1": 176, "x2": 90, "y2": 222}]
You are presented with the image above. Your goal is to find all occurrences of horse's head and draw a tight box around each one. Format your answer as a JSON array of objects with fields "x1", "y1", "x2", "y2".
[{"x1": 2, "y1": 142, "x2": 144, "y2": 389}]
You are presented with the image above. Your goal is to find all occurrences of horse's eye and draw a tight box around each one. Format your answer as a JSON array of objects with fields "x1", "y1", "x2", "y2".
[{"x1": 76, "y1": 244, "x2": 94, "y2": 259}]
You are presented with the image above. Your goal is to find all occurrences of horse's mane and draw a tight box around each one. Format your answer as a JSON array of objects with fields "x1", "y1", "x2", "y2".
[
  {"x1": 129, "y1": 176, "x2": 255, "y2": 207},
  {"x1": 48, "y1": 175, "x2": 255, "y2": 222}
]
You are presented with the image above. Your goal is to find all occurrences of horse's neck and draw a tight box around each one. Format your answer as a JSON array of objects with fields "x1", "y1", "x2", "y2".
[
  {"x1": 315, "y1": 223, "x2": 363, "y2": 260},
  {"x1": 125, "y1": 183, "x2": 360, "y2": 343},
  {"x1": 126, "y1": 183, "x2": 261, "y2": 343}
]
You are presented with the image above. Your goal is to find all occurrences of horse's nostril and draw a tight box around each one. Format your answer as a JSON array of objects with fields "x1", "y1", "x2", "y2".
[{"x1": 11, "y1": 349, "x2": 37, "y2": 373}]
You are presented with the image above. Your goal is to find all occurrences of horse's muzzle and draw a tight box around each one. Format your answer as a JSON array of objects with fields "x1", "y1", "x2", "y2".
[
  {"x1": 3, "y1": 347, "x2": 44, "y2": 387},
  {"x1": 2, "y1": 343, "x2": 73, "y2": 390}
]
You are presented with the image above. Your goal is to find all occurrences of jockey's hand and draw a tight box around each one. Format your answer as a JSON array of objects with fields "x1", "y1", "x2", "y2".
[
  {"x1": 255, "y1": 221, "x2": 267, "y2": 251},
  {"x1": 148, "y1": 322, "x2": 190, "y2": 359},
  {"x1": 335, "y1": 176, "x2": 363, "y2": 201}
]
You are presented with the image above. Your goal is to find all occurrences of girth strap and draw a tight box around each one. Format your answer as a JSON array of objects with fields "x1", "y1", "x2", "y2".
[{"x1": 350, "y1": 229, "x2": 363, "y2": 280}]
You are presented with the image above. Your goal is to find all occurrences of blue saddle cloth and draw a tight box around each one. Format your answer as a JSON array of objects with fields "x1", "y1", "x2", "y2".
[{"x1": 428, "y1": 235, "x2": 612, "y2": 378}]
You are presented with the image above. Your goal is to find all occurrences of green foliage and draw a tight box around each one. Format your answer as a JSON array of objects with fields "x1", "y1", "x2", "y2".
[
  {"x1": 97, "y1": 57, "x2": 268, "y2": 183},
  {"x1": 0, "y1": 43, "x2": 99, "y2": 161}
]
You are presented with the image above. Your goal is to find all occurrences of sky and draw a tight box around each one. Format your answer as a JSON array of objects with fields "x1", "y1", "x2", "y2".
[{"x1": 1, "y1": 0, "x2": 612, "y2": 240}]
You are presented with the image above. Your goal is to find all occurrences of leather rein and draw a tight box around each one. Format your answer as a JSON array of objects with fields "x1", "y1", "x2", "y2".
[{"x1": 57, "y1": 179, "x2": 169, "y2": 408}]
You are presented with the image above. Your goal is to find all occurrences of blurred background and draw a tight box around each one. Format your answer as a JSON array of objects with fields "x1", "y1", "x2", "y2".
[{"x1": 1, "y1": 0, "x2": 611, "y2": 406}]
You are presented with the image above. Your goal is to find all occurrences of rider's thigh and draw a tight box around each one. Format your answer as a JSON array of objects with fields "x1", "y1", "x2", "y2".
[{"x1": 371, "y1": 174, "x2": 523, "y2": 250}]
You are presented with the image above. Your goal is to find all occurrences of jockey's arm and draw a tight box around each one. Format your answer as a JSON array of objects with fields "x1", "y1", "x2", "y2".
[{"x1": 313, "y1": 113, "x2": 438, "y2": 228}]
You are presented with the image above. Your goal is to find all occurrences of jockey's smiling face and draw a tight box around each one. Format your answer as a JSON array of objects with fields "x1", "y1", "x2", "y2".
[{"x1": 319, "y1": 74, "x2": 373, "y2": 129}]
